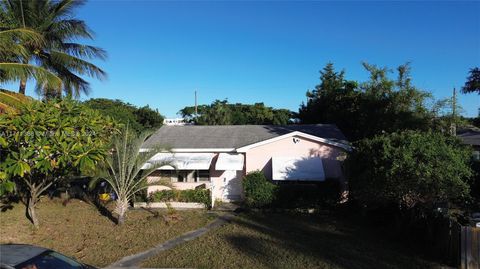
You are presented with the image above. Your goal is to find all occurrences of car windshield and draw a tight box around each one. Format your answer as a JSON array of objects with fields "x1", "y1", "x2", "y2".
[{"x1": 15, "y1": 251, "x2": 83, "y2": 269}]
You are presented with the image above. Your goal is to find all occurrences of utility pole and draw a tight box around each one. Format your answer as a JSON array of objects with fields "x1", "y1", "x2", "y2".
[
  {"x1": 194, "y1": 90, "x2": 198, "y2": 116},
  {"x1": 451, "y1": 87, "x2": 457, "y2": 136}
]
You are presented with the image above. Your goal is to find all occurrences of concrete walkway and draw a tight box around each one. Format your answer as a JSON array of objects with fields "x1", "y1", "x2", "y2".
[{"x1": 105, "y1": 213, "x2": 234, "y2": 269}]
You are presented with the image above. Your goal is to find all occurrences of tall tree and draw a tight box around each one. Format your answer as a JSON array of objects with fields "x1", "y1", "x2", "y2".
[
  {"x1": 462, "y1": 67, "x2": 480, "y2": 94},
  {"x1": 0, "y1": 0, "x2": 106, "y2": 97},
  {"x1": 298, "y1": 62, "x2": 433, "y2": 141}
]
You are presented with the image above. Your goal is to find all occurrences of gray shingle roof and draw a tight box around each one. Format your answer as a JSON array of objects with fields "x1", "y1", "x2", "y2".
[
  {"x1": 142, "y1": 124, "x2": 348, "y2": 149},
  {"x1": 457, "y1": 128, "x2": 480, "y2": 146}
]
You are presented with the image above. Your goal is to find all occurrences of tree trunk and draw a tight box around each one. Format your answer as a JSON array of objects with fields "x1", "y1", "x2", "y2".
[
  {"x1": 19, "y1": 79, "x2": 26, "y2": 95},
  {"x1": 27, "y1": 195, "x2": 39, "y2": 228},
  {"x1": 115, "y1": 198, "x2": 129, "y2": 225}
]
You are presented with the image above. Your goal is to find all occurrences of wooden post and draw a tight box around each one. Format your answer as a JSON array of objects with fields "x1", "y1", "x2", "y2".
[{"x1": 461, "y1": 226, "x2": 480, "y2": 269}]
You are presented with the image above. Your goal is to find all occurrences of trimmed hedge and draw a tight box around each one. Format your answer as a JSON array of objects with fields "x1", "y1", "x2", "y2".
[{"x1": 149, "y1": 189, "x2": 211, "y2": 208}]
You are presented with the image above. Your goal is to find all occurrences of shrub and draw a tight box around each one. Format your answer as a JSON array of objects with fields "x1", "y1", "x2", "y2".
[
  {"x1": 274, "y1": 179, "x2": 341, "y2": 208},
  {"x1": 346, "y1": 131, "x2": 472, "y2": 212},
  {"x1": 243, "y1": 171, "x2": 277, "y2": 208},
  {"x1": 150, "y1": 190, "x2": 176, "y2": 202},
  {"x1": 149, "y1": 189, "x2": 211, "y2": 208}
]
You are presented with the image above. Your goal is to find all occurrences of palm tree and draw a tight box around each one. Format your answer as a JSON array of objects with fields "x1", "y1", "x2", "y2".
[
  {"x1": 0, "y1": 0, "x2": 106, "y2": 97},
  {"x1": 0, "y1": 28, "x2": 63, "y2": 91},
  {"x1": 91, "y1": 126, "x2": 169, "y2": 225}
]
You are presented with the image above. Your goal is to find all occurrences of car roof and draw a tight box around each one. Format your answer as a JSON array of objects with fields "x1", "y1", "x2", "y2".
[{"x1": 0, "y1": 244, "x2": 49, "y2": 266}]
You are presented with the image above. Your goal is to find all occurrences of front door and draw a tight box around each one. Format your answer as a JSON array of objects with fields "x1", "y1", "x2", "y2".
[{"x1": 222, "y1": 170, "x2": 242, "y2": 201}]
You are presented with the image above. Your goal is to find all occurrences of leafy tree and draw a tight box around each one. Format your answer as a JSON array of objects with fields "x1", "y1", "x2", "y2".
[
  {"x1": 0, "y1": 0, "x2": 106, "y2": 97},
  {"x1": 298, "y1": 63, "x2": 433, "y2": 141},
  {"x1": 179, "y1": 100, "x2": 292, "y2": 125},
  {"x1": 462, "y1": 67, "x2": 480, "y2": 94},
  {"x1": 0, "y1": 99, "x2": 118, "y2": 227},
  {"x1": 91, "y1": 126, "x2": 168, "y2": 225},
  {"x1": 84, "y1": 98, "x2": 164, "y2": 133},
  {"x1": 135, "y1": 105, "x2": 164, "y2": 130},
  {"x1": 346, "y1": 131, "x2": 472, "y2": 212}
]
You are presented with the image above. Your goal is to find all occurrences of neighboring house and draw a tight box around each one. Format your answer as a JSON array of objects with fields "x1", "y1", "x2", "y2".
[
  {"x1": 163, "y1": 118, "x2": 189, "y2": 126},
  {"x1": 141, "y1": 124, "x2": 350, "y2": 203},
  {"x1": 457, "y1": 127, "x2": 480, "y2": 160}
]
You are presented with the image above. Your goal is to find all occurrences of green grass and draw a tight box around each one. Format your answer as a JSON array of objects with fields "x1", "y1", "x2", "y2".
[
  {"x1": 143, "y1": 211, "x2": 439, "y2": 269},
  {"x1": 0, "y1": 198, "x2": 214, "y2": 267}
]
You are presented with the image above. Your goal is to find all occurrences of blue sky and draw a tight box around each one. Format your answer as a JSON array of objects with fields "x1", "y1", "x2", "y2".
[{"x1": 22, "y1": 1, "x2": 480, "y2": 117}]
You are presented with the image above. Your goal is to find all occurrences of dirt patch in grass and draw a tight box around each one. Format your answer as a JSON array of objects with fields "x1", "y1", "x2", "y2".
[
  {"x1": 143, "y1": 211, "x2": 439, "y2": 269},
  {"x1": 0, "y1": 198, "x2": 214, "y2": 267}
]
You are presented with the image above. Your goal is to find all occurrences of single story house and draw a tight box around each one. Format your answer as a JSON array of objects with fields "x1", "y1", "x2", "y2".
[
  {"x1": 457, "y1": 127, "x2": 480, "y2": 160},
  {"x1": 141, "y1": 124, "x2": 351, "y2": 203}
]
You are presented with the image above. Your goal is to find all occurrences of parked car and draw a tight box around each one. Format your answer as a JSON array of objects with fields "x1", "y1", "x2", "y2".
[{"x1": 0, "y1": 244, "x2": 96, "y2": 269}]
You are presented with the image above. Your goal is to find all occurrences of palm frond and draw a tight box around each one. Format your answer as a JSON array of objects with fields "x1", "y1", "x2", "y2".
[
  {"x1": 0, "y1": 63, "x2": 62, "y2": 90},
  {"x1": 59, "y1": 43, "x2": 107, "y2": 60},
  {"x1": 96, "y1": 125, "x2": 171, "y2": 208},
  {"x1": 0, "y1": 28, "x2": 45, "y2": 58},
  {"x1": 52, "y1": 0, "x2": 86, "y2": 18},
  {"x1": 48, "y1": 19, "x2": 93, "y2": 40},
  {"x1": 49, "y1": 51, "x2": 106, "y2": 80}
]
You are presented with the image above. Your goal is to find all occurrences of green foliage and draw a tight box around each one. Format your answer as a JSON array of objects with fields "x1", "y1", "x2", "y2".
[
  {"x1": 1, "y1": 0, "x2": 106, "y2": 97},
  {"x1": 180, "y1": 100, "x2": 292, "y2": 125},
  {"x1": 242, "y1": 171, "x2": 341, "y2": 209},
  {"x1": 274, "y1": 180, "x2": 341, "y2": 209},
  {"x1": 84, "y1": 98, "x2": 164, "y2": 133},
  {"x1": 92, "y1": 125, "x2": 169, "y2": 224},
  {"x1": 135, "y1": 105, "x2": 165, "y2": 130},
  {"x1": 149, "y1": 189, "x2": 211, "y2": 207},
  {"x1": 298, "y1": 62, "x2": 434, "y2": 141},
  {"x1": 346, "y1": 131, "x2": 472, "y2": 211},
  {"x1": 0, "y1": 28, "x2": 62, "y2": 92},
  {"x1": 243, "y1": 171, "x2": 277, "y2": 208},
  {"x1": 0, "y1": 98, "x2": 118, "y2": 226},
  {"x1": 462, "y1": 67, "x2": 480, "y2": 94},
  {"x1": 471, "y1": 160, "x2": 480, "y2": 210}
]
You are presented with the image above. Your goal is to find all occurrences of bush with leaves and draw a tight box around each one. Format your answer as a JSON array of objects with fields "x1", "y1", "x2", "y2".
[
  {"x1": 149, "y1": 189, "x2": 211, "y2": 208},
  {"x1": 243, "y1": 171, "x2": 278, "y2": 208},
  {"x1": 346, "y1": 131, "x2": 472, "y2": 213},
  {"x1": 0, "y1": 99, "x2": 118, "y2": 227},
  {"x1": 274, "y1": 180, "x2": 341, "y2": 209},
  {"x1": 84, "y1": 98, "x2": 164, "y2": 133}
]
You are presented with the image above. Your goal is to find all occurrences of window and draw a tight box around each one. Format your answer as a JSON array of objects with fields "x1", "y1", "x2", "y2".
[
  {"x1": 473, "y1": 151, "x2": 480, "y2": 161},
  {"x1": 15, "y1": 251, "x2": 83, "y2": 269},
  {"x1": 197, "y1": 170, "x2": 210, "y2": 182}
]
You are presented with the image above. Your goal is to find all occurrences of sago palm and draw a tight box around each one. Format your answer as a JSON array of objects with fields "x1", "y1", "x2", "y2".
[
  {"x1": 0, "y1": 0, "x2": 106, "y2": 97},
  {"x1": 91, "y1": 126, "x2": 169, "y2": 225}
]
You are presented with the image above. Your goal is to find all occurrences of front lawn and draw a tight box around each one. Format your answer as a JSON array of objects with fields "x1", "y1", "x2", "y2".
[
  {"x1": 143, "y1": 211, "x2": 439, "y2": 269},
  {"x1": 0, "y1": 199, "x2": 214, "y2": 267}
]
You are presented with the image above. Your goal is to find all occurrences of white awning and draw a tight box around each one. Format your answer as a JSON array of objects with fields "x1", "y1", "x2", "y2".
[
  {"x1": 142, "y1": 153, "x2": 215, "y2": 170},
  {"x1": 272, "y1": 156, "x2": 325, "y2": 181},
  {"x1": 215, "y1": 153, "x2": 244, "y2": 171}
]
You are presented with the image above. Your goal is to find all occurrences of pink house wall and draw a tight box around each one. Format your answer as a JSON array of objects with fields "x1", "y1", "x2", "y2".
[
  {"x1": 245, "y1": 135, "x2": 345, "y2": 180},
  {"x1": 146, "y1": 135, "x2": 347, "y2": 201}
]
